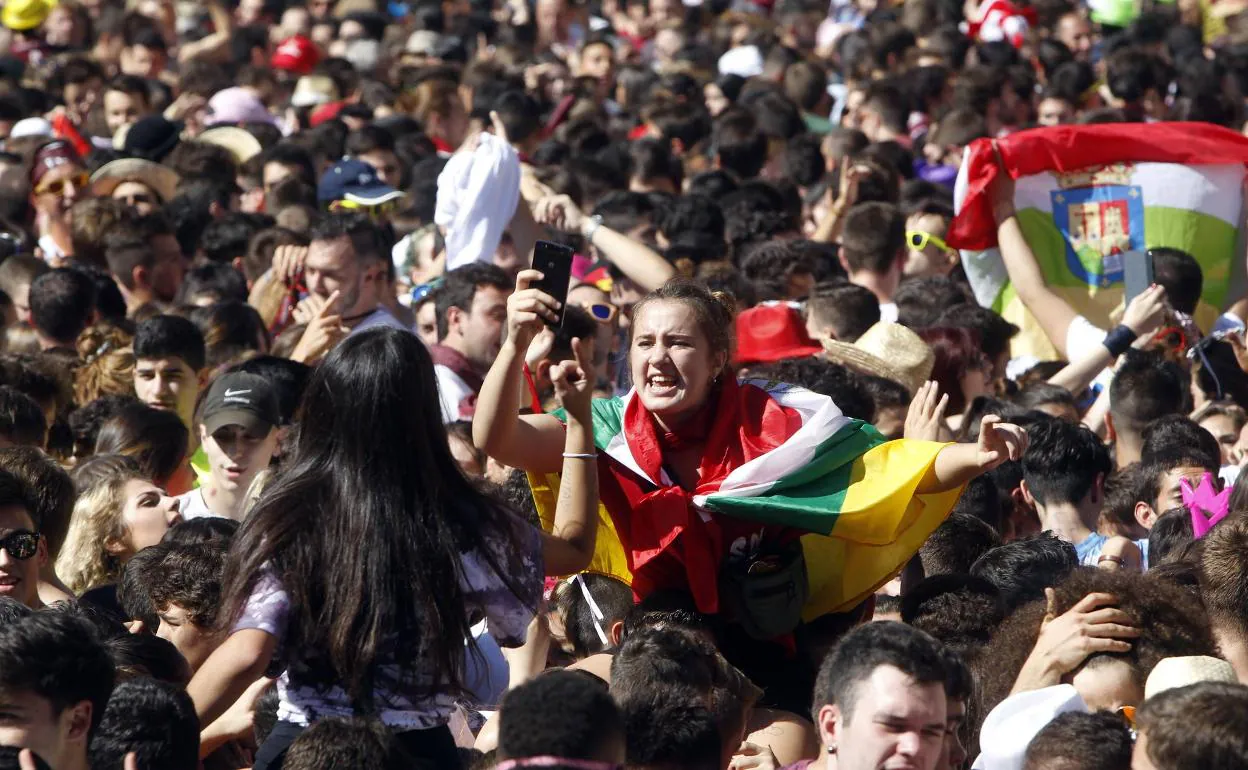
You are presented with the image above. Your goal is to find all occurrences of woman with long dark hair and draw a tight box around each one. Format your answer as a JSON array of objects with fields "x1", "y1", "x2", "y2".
[{"x1": 187, "y1": 328, "x2": 599, "y2": 769}]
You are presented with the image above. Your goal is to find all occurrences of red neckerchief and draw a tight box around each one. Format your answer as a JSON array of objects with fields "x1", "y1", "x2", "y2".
[
  {"x1": 428, "y1": 343, "x2": 484, "y2": 419},
  {"x1": 608, "y1": 378, "x2": 803, "y2": 614},
  {"x1": 431, "y1": 136, "x2": 455, "y2": 155}
]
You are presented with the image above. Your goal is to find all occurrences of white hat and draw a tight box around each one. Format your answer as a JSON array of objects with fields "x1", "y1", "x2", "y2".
[
  {"x1": 9, "y1": 117, "x2": 52, "y2": 140},
  {"x1": 973, "y1": 684, "x2": 1088, "y2": 770},
  {"x1": 1145, "y1": 656, "x2": 1237, "y2": 700},
  {"x1": 405, "y1": 29, "x2": 441, "y2": 56},
  {"x1": 717, "y1": 45, "x2": 764, "y2": 79}
]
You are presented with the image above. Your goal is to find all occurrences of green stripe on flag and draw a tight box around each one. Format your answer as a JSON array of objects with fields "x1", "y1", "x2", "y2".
[
  {"x1": 703, "y1": 420, "x2": 885, "y2": 535},
  {"x1": 1015, "y1": 205, "x2": 1237, "y2": 307}
]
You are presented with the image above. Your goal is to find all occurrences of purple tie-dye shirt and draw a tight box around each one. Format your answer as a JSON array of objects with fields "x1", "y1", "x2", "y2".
[{"x1": 234, "y1": 513, "x2": 543, "y2": 729}]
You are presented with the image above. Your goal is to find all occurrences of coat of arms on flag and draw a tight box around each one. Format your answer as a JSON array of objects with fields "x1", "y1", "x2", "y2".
[
  {"x1": 1051, "y1": 164, "x2": 1143, "y2": 289},
  {"x1": 949, "y1": 123, "x2": 1248, "y2": 360}
]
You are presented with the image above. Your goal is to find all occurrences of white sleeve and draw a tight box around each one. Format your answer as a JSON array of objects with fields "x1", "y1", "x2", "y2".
[{"x1": 1064, "y1": 315, "x2": 1107, "y2": 363}]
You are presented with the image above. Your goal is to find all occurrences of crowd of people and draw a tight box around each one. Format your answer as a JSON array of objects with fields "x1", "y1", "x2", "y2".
[{"x1": 0, "y1": 0, "x2": 1243, "y2": 767}]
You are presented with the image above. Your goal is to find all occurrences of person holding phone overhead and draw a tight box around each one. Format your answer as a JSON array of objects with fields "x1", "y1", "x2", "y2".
[{"x1": 473, "y1": 273, "x2": 1029, "y2": 694}]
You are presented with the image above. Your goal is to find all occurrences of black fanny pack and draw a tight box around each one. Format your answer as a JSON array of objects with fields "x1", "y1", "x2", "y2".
[{"x1": 718, "y1": 539, "x2": 809, "y2": 640}]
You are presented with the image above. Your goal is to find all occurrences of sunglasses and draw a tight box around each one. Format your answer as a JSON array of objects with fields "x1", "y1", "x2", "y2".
[
  {"x1": 330, "y1": 197, "x2": 400, "y2": 220},
  {"x1": 906, "y1": 230, "x2": 951, "y2": 253},
  {"x1": 578, "y1": 302, "x2": 617, "y2": 323},
  {"x1": 36, "y1": 171, "x2": 89, "y2": 197},
  {"x1": 0, "y1": 530, "x2": 38, "y2": 560},
  {"x1": 117, "y1": 192, "x2": 158, "y2": 207}
]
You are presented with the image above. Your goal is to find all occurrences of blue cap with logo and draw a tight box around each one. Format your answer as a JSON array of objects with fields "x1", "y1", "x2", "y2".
[{"x1": 317, "y1": 158, "x2": 404, "y2": 207}]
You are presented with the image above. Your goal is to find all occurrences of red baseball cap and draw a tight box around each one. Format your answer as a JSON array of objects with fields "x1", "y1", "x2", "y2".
[
  {"x1": 734, "y1": 304, "x2": 824, "y2": 366},
  {"x1": 272, "y1": 36, "x2": 319, "y2": 75}
]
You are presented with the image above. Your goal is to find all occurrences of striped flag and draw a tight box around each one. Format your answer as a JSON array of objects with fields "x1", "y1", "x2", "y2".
[
  {"x1": 531, "y1": 379, "x2": 962, "y2": 620},
  {"x1": 950, "y1": 122, "x2": 1248, "y2": 359}
]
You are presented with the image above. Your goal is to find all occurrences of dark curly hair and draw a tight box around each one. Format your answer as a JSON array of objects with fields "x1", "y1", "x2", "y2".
[
  {"x1": 975, "y1": 567, "x2": 1216, "y2": 727},
  {"x1": 146, "y1": 541, "x2": 228, "y2": 628}
]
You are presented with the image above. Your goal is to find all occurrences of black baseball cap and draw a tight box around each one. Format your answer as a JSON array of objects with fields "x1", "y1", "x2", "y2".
[{"x1": 199, "y1": 372, "x2": 280, "y2": 435}]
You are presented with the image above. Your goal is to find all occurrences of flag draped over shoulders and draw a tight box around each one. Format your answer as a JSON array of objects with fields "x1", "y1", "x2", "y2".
[
  {"x1": 530, "y1": 377, "x2": 963, "y2": 621},
  {"x1": 949, "y1": 122, "x2": 1248, "y2": 359}
]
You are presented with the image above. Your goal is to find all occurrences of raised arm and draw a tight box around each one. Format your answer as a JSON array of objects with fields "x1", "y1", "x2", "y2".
[
  {"x1": 473, "y1": 269, "x2": 570, "y2": 473},
  {"x1": 991, "y1": 149, "x2": 1079, "y2": 358},
  {"x1": 533, "y1": 194, "x2": 675, "y2": 292},
  {"x1": 539, "y1": 338, "x2": 600, "y2": 576},
  {"x1": 1047, "y1": 284, "x2": 1167, "y2": 394}
]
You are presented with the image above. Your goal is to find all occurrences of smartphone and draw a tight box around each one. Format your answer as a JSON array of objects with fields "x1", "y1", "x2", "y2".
[
  {"x1": 531, "y1": 240, "x2": 575, "y2": 327},
  {"x1": 1123, "y1": 250, "x2": 1154, "y2": 307}
]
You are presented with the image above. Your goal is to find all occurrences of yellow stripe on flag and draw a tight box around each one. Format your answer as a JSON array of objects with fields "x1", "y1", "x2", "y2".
[{"x1": 528, "y1": 471, "x2": 633, "y2": 582}]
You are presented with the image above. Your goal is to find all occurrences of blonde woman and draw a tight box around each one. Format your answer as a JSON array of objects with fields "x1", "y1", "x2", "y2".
[{"x1": 57, "y1": 454, "x2": 183, "y2": 595}]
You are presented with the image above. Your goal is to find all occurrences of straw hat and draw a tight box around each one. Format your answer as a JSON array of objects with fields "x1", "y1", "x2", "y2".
[
  {"x1": 1145, "y1": 656, "x2": 1237, "y2": 700},
  {"x1": 821, "y1": 322, "x2": 934, "y2": 396},
  {"x1": 89, "y1": 158, "x2": 180, "y2": 203},
  {"x1": 197, "y1": 126, "x2": 263, "y2": 164}
]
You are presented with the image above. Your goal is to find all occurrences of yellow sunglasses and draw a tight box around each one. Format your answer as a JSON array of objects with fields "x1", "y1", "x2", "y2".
[
  {"x1": 907, "y1": 230, "x2": 952, "y2": 253},
  {"x1": 36, "y1": 171, "x2": 89, "y2": 198}
]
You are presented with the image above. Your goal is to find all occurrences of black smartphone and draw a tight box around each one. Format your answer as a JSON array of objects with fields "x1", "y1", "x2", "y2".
[
  {"x1": 531, "y1": 240, "x2": 575, "y2": 327},
  {"x1": 1123, "y1": 250, "x2": 1154, "y2": 307}
]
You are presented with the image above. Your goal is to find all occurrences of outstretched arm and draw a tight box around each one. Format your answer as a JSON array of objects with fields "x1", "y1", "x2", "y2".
[{"x1": 917, "y1": 415, "x2": 1028, "y2": 494}]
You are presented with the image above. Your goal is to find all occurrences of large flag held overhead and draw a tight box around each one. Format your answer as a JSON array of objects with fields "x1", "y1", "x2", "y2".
[
  {"x1": 531, "y1": 379, "x2": 963, "y2": 621},
  {"x1": 949, "y1": 122, "x2": 1248, "y2": 359}
]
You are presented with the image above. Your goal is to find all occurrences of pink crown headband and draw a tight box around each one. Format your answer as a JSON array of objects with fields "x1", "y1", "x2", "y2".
[{"x1": 1182, "y1": 473, "x2": 1231, "y2": 539}]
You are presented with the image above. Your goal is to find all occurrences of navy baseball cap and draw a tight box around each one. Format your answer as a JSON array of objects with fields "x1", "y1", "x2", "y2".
[{"x1": 317, "y1": 158, "x2": 404, "y2": 207}]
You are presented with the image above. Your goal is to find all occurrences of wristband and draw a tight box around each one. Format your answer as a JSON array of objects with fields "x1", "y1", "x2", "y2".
[
  {"x1": 562, "y1": 452, "x2": 598, "y2": 459},
  {"x1": 1102, "y1": 324, "x2": 1137, "y2": 358}
]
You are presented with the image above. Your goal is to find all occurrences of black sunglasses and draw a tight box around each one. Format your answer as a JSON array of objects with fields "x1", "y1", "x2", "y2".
[{"x1": 0, "y1": 530, "x2": 38, "y2": 560}]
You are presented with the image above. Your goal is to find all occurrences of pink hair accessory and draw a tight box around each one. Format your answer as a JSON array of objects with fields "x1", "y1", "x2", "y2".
[
  {"x1": 493, "y1": 758, "x2": 621, "y2": 770},
  {"x1": 1182, "y1": 473, "x2": 1231, "y2": 538}
]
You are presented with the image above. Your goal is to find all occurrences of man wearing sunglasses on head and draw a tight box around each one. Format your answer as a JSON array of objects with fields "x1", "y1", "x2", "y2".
[
  {"x1": 0, "y1": 467, "x2": 46, "y2": 610},
  {"x1": 317, "y1": 157, "x2": 406, "y2": 224},
  {"x1": 28, "y1": 140, "x2": 91, "y2": 267}
]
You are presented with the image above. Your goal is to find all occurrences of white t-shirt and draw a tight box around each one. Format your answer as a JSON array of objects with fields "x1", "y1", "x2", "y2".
[
  {"x1": 435, "y1": 364, "x2": 476, "y2": 423},
  {"x1": 174, "y1": 488, "x2": 216, "y2": 520}
]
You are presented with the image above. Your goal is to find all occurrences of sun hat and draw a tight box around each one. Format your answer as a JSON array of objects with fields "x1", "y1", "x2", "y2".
[
  {"x1": 821, "y1": 322, "x2": 934, "y2": 396},
  {"x1": 271, "y1": 35, "x2": 319, "y2": 75},
  {"x1": 205, "y1": 87, "x2": 277, "y2": 127},
  {"x1": 2, "y1": 0, "x2": 55, "y2": 31},
  {"x1": 1144, "y1": 656, "x2": 1237, "y2": 700},
  {"x1": 290, "y1": 75, "x2": 339, "y2": 108},
  {"x1": 735, "y1": 304, "x2": 824, "y2": 366},
  {"x1": 89, "y1": 158, "x2": 180, "y2": 202},
  {"x1": 197, "y1": 126, "x2": 263, "y2": 164}
]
